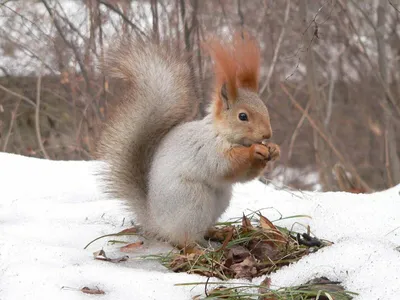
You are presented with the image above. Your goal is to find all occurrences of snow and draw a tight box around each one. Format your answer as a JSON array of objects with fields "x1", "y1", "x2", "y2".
[{"x1": 1, "y1": 152, "x2": 400, "y2": 300}]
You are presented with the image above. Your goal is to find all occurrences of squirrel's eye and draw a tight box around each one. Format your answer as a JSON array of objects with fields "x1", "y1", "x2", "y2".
[{"x1": 238, "y1": 112, "x2": 248, "y2": 121}]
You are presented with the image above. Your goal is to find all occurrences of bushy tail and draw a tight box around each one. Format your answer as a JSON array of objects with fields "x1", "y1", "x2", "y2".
[{"x1": 96, "y1": 37, "x2": 198, "y2": 222}]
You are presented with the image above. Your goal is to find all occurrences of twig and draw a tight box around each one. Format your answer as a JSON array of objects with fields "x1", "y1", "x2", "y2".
[
  {"x1": 0, "y1": 83, "x2": 61, "y2": 123},
  {"x1": 2, "y1": 100, "x2": 21, "y2": 152},
  {"x1": 384, "y1": 129, "x2": 394, "y2": 187},
  {"x1": 337, "y1": 0, "x2": 400, "y2": 120},
  {"x1": 260, "y1": 0, "x2": 291, "y2": 95},
  {"x1": 40, "y1": 0, "x2": 91, "y2": 93},
  {"x1": 35, "y1": 72, "x2": 50, "y2": 159},
  {"x1": 0, "y1": 0, "x2": 13, "y2": 5},
  {"x1": 98, "y1": 0, "x2": 146, "y2": 36},
  {"x1": 0, "y1": 83, "x2": 36, "y2": 107},
  {"x1": 281, "y1": 83, "x2": 372, "y2": 193},
  {"x1": 204, "y1": 276, "x2": 210, "y2": 297},
  {"x1": 324, "y1": 69, "x2": 335, "y2": 127},
  {"x1": 288, "y1": 99, "x2": 311, "y2": 160},
  {"x1": 285, "y1": 0, "x2": 332, "y2": 80},
  {"x1": 389, "y1": 0, "x2": 400, "y2": 13}
]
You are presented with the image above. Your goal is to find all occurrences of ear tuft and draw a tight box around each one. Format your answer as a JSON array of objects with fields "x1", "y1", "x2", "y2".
[
  {"x1": 233, "y1": 30, "x2": 261, "y2": 92},
  {"x1": 203, "y1": 37, "x2": 238, "y2": 103},
  {"x1": 203, "y1": 30, "x2": 262, "y2": 116}
]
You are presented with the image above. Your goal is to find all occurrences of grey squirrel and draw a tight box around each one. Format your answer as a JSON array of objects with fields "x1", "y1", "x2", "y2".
[{"x1": 97, "y1": 32, "x2": 280, "y2": 248}]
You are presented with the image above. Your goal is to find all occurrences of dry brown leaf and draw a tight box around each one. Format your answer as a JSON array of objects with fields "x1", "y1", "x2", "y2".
[
  {"x1": 120, "y1": 241, "x2": 144, "y2": 252},
  {"x1": 302, "y1": 277, "x2": 347, "y2": 294},
  {"x1": 93, "y1": 249, "x2": 108, "y2": 260},
  {"x1": 205, "y1": 226, "x2": 233, "y2": 241},
  {"x1": 259, "y1": 277, "x2": 278, "y2": 300},
  {"x1": 230, "y1": 256, "x2": 257, "y2": 279},
  {"x1": 248, "y1": 239, "x2": 280, "y2": 261},
  {"x1": 241, "y1": 214, "x2": 254, "y2": 233},
  {"x1": 170, "y1": 254, "x2": 197, "y2": 272},
  {"x1": 118, "y1": 227, "x2": 137, "y2": 234},
  {"x1": 224, "y1": 245, "x2": 251, "y2": 268},
  {"x1": 184, "y1": 245, "x2": 205, "y2": 255},
  {"x1": 93, "y1": 249, "x2": 129, "y2": 263},
  {"x1": 259, "y1": 214, "x2": 276, "y2": 230},
  {"x1": 229, "y1": 245, "x2": 251, "y2": 262},
  {"x1": 259, "y1": 214, "x2": 288, "y2": 244},
  {"x1": 81, "y1": 287, "x2": 105, "y2": 295},
  {"x1": 215, "y1": 227, "x2": 234, "y2": 252}
]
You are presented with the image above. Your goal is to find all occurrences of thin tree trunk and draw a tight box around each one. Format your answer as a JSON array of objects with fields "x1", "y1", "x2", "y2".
[
  {"x1": 301, "y1": 0, "x2": 335, "y2": 191},
  {"x1": 376, "y1": 1, "x2": 400, "y2": 186}
]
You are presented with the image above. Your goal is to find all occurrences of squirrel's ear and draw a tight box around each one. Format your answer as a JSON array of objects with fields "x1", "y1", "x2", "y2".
[
  {"x1": 220, "y1": 82, "x2": 237, "y2": 110},
  {"x1": 220, "y1": 83, "x2": 230, "y2": 110}
]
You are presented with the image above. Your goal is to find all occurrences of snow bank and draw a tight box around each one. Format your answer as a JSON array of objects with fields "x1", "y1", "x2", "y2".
[{"x1": 0, "y1": 152, "x2": 399, "y2": 299}]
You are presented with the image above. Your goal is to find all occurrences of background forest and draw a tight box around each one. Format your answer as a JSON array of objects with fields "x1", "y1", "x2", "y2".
[{"x1": 0, "y1": 0, "x2": 400, "y2": 192}]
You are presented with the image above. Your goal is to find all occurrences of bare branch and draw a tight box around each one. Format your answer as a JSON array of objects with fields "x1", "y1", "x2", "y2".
[
  {"x1": 2, "y1": 100, "x2": 21, "y2": 152},
  {"x1": 0, "y1": 83, "x2": 37, "y2": 107},
  {"x1": 98, "y1": 0, "x2": 146, "y2": 36},
  {"x1": 260, "y1": 0, "x2": 291, "y2": 95},
  {"x1": 324, "y1": 70, "x2": 335, "y2": 127},
  {"x1": 40, "y1": 0, "x2": 91, "y2": 92},
  {"x1": 288, "y1": 98, "x2": 311, "y2": 160},
  {"x1": 389, "y1": 0, "x2": 400, "y2": 13},
  {"x1": 35, "y1": 71, "x2": 50, "y2": 160},
  {"x1": 281, "y1": 83, "x2": 373, "y2": 193}
]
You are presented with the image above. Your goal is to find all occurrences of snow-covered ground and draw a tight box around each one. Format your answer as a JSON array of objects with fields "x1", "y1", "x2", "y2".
[{"x1": 1, "y1": 152, "x2": 399, "y2": 300}]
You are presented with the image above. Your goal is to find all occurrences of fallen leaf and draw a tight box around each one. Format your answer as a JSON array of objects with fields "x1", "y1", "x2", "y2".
[
  {"x1": 204, "y1": 226, "x2": 233, "y2": 242},
  {"x1": 120, "y1": 241, "x2": 144, "y2": 252},
  {"x1": 169, "y1": 254, "x2": 197, "y2": 272},
  {"x1": 230, "y1": 256, "x2": 257, "y2": 280},
  {"x1": 224, "y1": 245, "x2": 251, "y2": 268},
  {"x1": 259, "y1": 214, "x2": 276, "y2": 230},
  {"x1": 183, "y1": 245, "x2": 204, "y2": 255},
  {"x1": 93, "y1": 249, "x2": 129, "y2": 263},
  {"x1": 118, "y1": 227, "x2": 137, "y2": 234},
  {"x1": 81, "y1": 287, "x2": 105, "y2": 295},
  {"x1": 259, "y1": 214, "x2": 288, "y2": 244},
  {"x1": 248, "y1": 239, "x2": 280, "y2": 261},
  {"x1": 215, "y1": 227, "x2": 234, "y2": 252},
  {"x1": 93, "y1": 249, "x2": 108, "y2": 260},
  {"x1": 302, "y1": 276, "x2": 346, "y2": 293},
  {"x1": 241, "y1": 214, "x2": 254, "y2": 233},
  {"x1": 259, "y1": 277, "x2": 278, "y2": 300}
]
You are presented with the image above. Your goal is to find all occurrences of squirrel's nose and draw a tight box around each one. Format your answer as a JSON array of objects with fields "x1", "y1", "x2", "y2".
[{"x1": 263, "y1": 132, "x2": 272, "y2": 140}]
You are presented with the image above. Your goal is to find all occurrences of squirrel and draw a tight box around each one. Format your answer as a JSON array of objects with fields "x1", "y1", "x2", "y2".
[{"x1": 97, "y1": 32, "x2": 280, "y2": 248}]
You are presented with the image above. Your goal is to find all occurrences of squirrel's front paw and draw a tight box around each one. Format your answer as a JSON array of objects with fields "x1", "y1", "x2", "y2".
[
  {"x1": 263, "y1": 142, "x2": 280, "y2": 161},
  {"x1": 251, "y1": 143, "x2": 280, "y2": 161},
  {"x1": 251, "y1": 144, "x2": 270, "y2": 161}
]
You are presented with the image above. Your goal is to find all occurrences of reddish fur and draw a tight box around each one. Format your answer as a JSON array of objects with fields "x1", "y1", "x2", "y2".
[
  {"x1": 204, "y1": 31, "x2": 261, "y2": 116},
  {"x1": 224, "y1": 143, "x2": 280, "y2": 182},
  {"x1": 204, "y1": 31, "x2": 274, "y2": 181},
  {"x1": 234, "y1": 31, "x2": 261, "y2": 91},
  {"x1": 213, "y1": 93, "x2": 224, "y2": 118},
  {"x1": 206, "y1": 39, "x2": 237, "y2": 101},
  {"x1": 223, "y1": 144, "x2": 267, "y2": 182}
]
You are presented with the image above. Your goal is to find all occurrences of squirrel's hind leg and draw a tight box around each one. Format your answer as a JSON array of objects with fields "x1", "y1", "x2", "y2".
[{"x1": 147, "y1": 180, "x2": 217, "y2": 247}]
